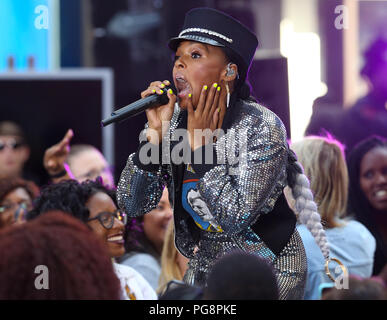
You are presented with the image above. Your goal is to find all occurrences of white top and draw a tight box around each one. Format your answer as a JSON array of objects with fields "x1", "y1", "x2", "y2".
[
  {"x1": 113, "y1": 262, "x2": 157, "y2": 300},
  {"x1": 120, "y1": 253, "x2": 161, "y2": 291}
]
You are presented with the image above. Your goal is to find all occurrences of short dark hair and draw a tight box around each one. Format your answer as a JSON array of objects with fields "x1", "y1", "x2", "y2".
[
  {"x1": 0, "y1": 211, "x2": 121, "y2": 299},
  {"x1": 203, "y1": 251, "x2": 279, "y2": 300},
  {"x1": 27, "y1": 179, "x2": 116, "y2": 222},
  {"x1": 0, "y1": 121, "x2": 26, "y2": 142},
  {"x1": 0, "y1": 177, "x2": 39, "y2": 204}
]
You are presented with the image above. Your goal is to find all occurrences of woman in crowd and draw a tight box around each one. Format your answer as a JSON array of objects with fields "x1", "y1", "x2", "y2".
[
  {"x1": 118, "y1": 186, "x2": 173, "y2": 290},
  {"x1": 0, "y1": 211, "x2": 121, "y2": 299},
  {"x1": 0, "y1": 121, "x2": 31, "y2": 181},
  {"x1": 117, "y1": 7, "x2": 331, "y2": 299},
  {"x1": 43, "y1": 129, "x2": 115, "y2": 187},
  {"x1": 347, "y1": 136, "x2": 387, "y2": 275},
  {"x1": 0, "y1": 177, "x2": 39, "y2": 229},
  {"x1": 290, "y1": 136, "x2": 376, "y2": 299},
  {"x1": 27, "y1": 179, "x2": 157, "y2": 300},
  {"x1": 157, "y1": 220, "x2": 189, "y2": 295}
]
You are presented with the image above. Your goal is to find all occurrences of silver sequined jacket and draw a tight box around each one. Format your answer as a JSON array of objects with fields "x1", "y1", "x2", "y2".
[{"x1": 117, "y1": 99, "x2": 306, "y2": 299}]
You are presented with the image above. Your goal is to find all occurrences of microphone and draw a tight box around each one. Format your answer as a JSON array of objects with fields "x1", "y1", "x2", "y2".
[{"x1": 101, "y1": 85, "x2": 175, "y2": 127}]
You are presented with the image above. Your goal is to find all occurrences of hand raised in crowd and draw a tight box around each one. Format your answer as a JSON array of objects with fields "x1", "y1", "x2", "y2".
[
  {"x1": 141, "y1": 80, "x2": 176, "y2": 145},
  {"x1": 187, "y1": 82, "x2": 225, "y2": 151},
  {"x1": 43, "y1": 129, "x2": 74, "y2": 182}
]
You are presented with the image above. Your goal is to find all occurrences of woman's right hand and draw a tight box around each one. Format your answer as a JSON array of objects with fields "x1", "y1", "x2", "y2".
[{"x1": 141, "y1": 80, "x2": 176, "y2": 144}]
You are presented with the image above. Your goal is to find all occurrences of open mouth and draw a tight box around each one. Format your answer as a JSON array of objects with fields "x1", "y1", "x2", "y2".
[
  {"x1": 373, "y1": 189, "x2": 387, "y2": 201},
  {"x1": 107, "y1": 233, "x2": 124, "y2": 244},
  {"x1": 175, "y1": 74, "x2": 191, "y2": 99}
]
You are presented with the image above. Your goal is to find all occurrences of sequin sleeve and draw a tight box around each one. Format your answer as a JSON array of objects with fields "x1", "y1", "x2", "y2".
[
  {"x1": 117, "y1": 153, "x2": 169, "y2": 217},
  {"x1": 196, "y1": 103, "x2": 288, "y2": 235}
]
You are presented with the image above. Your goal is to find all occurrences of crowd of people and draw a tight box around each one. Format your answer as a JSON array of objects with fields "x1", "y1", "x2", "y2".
[
  {"x1": 0, "y1": 108, "x2": 386, "y2": 301},
  {"x1": 0, "y1": 7, "x2": 386, "y2": 300}
]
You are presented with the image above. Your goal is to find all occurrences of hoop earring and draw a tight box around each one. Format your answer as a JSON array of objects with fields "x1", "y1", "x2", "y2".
[{"x1": 226, "y1": 82, "x2": 230, "y2": 109}]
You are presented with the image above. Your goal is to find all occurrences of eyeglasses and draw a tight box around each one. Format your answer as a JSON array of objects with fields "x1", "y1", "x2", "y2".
[
  {"x1": 0, "y1": 140, "x2": 24, "y2": 152},
  {"x1": 0, "y1": 202, "x2": 29, "y2": 213},
  {"x1": 87, "y1": 210, "x2": 127, "y2": 229},
  {"x1": 0, "y1": 203, "x2": 28, "y2": 223}
]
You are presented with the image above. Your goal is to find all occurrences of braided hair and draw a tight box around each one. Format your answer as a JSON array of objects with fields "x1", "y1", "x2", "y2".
[{"x1": 287, "y1": 149, "x2": 330, "y2": 259}]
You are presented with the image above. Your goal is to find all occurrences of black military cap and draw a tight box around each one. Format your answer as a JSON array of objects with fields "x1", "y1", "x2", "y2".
[{"x1": 168, "y1": 7, "x2": 259, "y2": 73}]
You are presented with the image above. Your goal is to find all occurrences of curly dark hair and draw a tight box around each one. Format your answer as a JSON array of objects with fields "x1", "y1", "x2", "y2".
[
  {"x1": 347, "y1": 135, "x2": 387, "y2": 275},
  {"x1": 0, "y1": 177, "x2": 39, "y2": 204},
  {"x1": 27, "y1": 178, "x2": 116, "y2": 222},
  {"x1": 0, "y1": 210, "x2": 121, "y2": 299}
]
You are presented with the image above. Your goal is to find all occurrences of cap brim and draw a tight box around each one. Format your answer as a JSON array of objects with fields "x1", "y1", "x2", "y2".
[{"x1": 168, "y1": 35, "x2": 224, "y2": 51}]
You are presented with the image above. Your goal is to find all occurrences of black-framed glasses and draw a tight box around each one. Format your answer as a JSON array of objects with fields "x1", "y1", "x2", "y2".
[
  {"x1": 0, "y1": 140, "x2": 24, "y2": 152},
  {"x1": 87, "y1": 210, "x2": 127, "y2": 229}
]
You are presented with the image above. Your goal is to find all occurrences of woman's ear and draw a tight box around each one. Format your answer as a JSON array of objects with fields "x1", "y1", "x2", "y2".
[{"x1": 221, "y1": 63, "x2": 238, "y2": 82}]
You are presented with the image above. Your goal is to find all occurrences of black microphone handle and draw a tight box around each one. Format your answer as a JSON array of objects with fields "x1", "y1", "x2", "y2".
[{"x1": 101, "y1": 89, "x2": 170, "y2": 127}]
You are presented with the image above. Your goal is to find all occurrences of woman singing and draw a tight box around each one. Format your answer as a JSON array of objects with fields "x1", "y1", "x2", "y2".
[{"x1": 117, "y1": 7, "x2": 330, "y2": 299}]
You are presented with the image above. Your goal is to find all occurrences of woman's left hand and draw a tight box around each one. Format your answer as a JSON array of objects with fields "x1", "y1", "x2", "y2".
[{"x1": 187, "y1": 83, "x2": 225, "y2": 151}]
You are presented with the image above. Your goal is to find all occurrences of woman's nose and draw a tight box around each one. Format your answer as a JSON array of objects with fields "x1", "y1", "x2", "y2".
[
  {"x1": 164, "y1": 207, "x2": 173, "y2": 220},
  {"x1": 175, "y1": 57, "x2": 185, "y2": 69},
  {"x1": 375, "y1": 172, "x2": 387, "y2": 185}
]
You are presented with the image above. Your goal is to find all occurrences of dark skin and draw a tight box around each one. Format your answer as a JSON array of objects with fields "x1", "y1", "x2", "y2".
[
  {"x1": 141, "y1": 41, "x2": 238, "y2": 150},
  {"x1": 360, "y1": 147, "x2": 387, "y2": 212},
  {"x1": 86, "y1": 192, "x2": 125, "y2": 258}
]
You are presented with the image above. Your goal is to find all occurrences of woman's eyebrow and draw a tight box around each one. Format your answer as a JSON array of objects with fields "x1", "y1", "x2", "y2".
[
  {"x1": 201, "y1": 44, "x2": 210, "y2": 53},
  {"x1": 192, "y1": 43, "x2": 209, "y2": 53}
]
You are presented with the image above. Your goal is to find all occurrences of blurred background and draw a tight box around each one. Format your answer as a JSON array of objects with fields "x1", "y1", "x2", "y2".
[{"x1": 0, "y1": 0, "x2": 386, "y2": 186}]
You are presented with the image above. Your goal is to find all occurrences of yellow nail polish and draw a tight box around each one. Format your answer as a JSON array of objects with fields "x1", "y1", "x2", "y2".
[
  {"x1": 204, "y1": 85, "x2": 208, "y2": 90},
  {"x1": 188, "y1": 93, "x2": 192, "y2": 98},
  {"x1": 213, "y1": 83, "x2": 218, "y2": 88},
  {"x1": 217, "y1": 86, "x2": 221, "y2": 91},
  {"x1": 160, "y1": 84, "x2": 165, "y2": 88},
  {"x1": 218, "y1": 107, "x2": 221, "y2": 113},
  {"x1": 168, "y1": 89, "x2": 173, "y2": 94},
  {"x1": 159, "y1": 90, "x2": 164, "y2": 94},
  {"x1": 152, "y1": 89, "x2": 156, "y2": 93}
]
